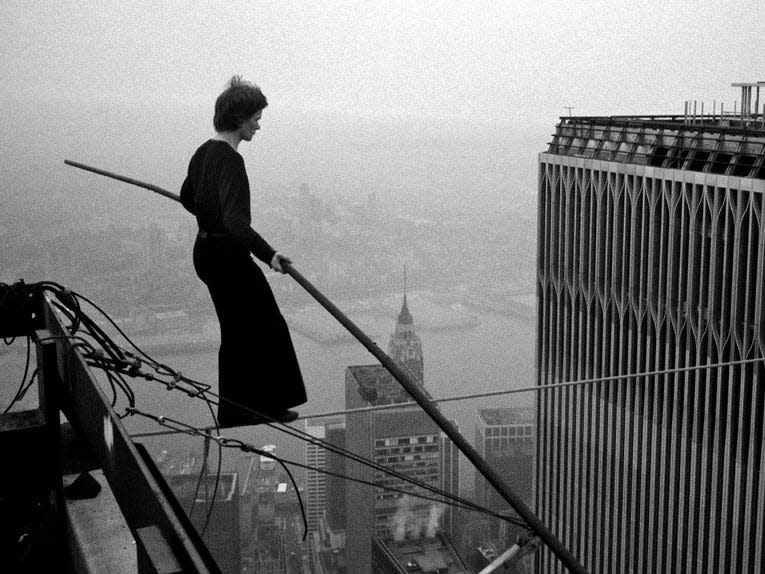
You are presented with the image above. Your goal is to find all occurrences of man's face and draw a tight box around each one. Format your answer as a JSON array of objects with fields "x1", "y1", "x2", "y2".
[{"x1": 239, "y1": 110, "x2": 262, "y2": 141}]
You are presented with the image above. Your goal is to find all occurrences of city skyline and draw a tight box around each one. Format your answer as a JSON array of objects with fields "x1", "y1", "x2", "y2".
[
  {"x1": 2, "y1": 4, "x2": 765, "y2": 572},
  {"x1": 4, "y1": 95, "x2": 764, "y2": 569}
]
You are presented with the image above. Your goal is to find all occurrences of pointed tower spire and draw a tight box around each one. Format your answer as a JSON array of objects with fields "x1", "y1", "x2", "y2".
[
  {"x1": 389, "y1": 265, "x2": 424, "y2": 384},
  {"x1": 398, "y1": 265, "x2": 413, "y2": 325}
]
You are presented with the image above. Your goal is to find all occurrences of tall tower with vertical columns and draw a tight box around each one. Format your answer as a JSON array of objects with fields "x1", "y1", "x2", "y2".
[{"x1": 536, "y1": 92, "x2": 765, "y2": 573}]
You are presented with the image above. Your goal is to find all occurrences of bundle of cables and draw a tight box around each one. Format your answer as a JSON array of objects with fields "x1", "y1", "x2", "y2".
[{"x1": 1, "y1": 279, "x2": 531, "y2": 542}]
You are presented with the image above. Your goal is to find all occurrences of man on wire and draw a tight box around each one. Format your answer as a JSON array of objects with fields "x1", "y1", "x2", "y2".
[{"x1": 180, "y1": 76, "x2": 307, "y2": 428}]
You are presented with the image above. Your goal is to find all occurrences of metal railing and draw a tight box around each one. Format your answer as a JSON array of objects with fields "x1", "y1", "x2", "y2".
[{"x1": 37, "y1": 293, "x2": 220, "y2": 573}]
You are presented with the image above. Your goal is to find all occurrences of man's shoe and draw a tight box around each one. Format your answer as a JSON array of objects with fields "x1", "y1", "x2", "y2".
[{"x1": 271, "y1": 409, "x2": 299, "y2": 423}]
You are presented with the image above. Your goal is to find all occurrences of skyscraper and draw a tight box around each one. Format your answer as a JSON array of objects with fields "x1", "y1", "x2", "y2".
[
  {"x1": 344, "y1": 295, "x2": 459, "y2": 573},
  {"x1": 474, "y1": 407, "x2": 535, "y2": 547},
  {"x1": 304, "y1": 418, "x2": 346, "y2": 533},
  {"x1": 388, "y1": 292, "x2": 425, "y2": 384},
  {"x1": 536, "y1": 85, "x2": 765, "y2": 573},
  {"x1": 166, "y1": 472, "x2": 241, "y2": 574},
  {"x1": 244, "y1": 446, "x2": 288, "y2": 574},
  {"x1": 305, "y1": 423, "x2": 329, "y2": 532}
]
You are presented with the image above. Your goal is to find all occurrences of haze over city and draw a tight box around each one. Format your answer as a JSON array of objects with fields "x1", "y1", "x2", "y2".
[
  {"x1": 2, "y1": 1, "x2": 761, "y2": 222},
  {"x1": 1, "y1": 2, "x2": 764, "y2": 574}
]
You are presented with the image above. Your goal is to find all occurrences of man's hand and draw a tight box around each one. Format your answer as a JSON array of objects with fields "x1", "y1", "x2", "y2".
[{"x1": 270, "y1": 252, "x2": 292, "y2": 273}]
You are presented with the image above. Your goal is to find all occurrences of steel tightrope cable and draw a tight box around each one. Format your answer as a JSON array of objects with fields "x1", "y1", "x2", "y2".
[
  {"x1": 126, "y1": 407, "x2": 530, "y2": 531},
  {"x1": 5, "y1": 277, "x2": 763, "y2": 565},
  {"x1": 95, "y1": 334, "x2": 526, "y2": 527},
  {"x1": 296, "y1": 355, "x2": 765, "y2": 420},
  {"x1": 57, "y1": 161, "x2": 586, "y2": 572},
  {"x1": 117, "y1": 365, "x2": 524, "y2": 527},
  {"x1": 2, "y1": 280, "x2": 528, "y2": 535}
]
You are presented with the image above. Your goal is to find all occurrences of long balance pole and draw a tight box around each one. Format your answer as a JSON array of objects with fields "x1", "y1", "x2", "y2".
[{"x1": 64, "y1": 159, "x2": 589, "y2": 574}]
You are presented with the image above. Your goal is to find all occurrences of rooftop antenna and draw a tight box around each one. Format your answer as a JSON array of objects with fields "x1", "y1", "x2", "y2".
[
  {"x1": 403, "y1": 264, "x2": 407, "y2": 302},
  {"x1": 731, "y1": 81, "x2": 765, "y2": 120},
  {"x1": 564, "y1": 106, "x2": 575, "y2": 117}
]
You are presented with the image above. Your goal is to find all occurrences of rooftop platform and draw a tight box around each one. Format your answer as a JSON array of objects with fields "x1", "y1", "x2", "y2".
[
  {"x1": 547, "y1": 114, "x2": 765, "y2": 179},
  {"x1": 478, "y1": 407, "x2": 535, "y2": 427},
  {"x1": 375, "y1": 531, "x2": 471, "y2": 574}
]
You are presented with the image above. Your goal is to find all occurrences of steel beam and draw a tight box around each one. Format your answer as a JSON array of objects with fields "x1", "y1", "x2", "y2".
[{"x1": 40, "y1": 298, "x2": 220, "y2": 574}]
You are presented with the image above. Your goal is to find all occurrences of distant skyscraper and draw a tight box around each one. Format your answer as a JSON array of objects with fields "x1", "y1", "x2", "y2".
[
  {"x1": 244, "y1": 446, "x2": 287, "y2": 574},
  {"x1": 167, "y1": 472, "x2": 241, "y2": 574},
  {"x1": 474, "y1": 407, "x2": 535, "y2": 547},
  {"x1": 536, "y1": 85, "x2": 765, "y2": 573},
  {"x1": 305, "y1": 423, "x2": 329, "y2": 532},
  {"x1": 305, "y1": 419, "x2": 346, "y2": 533},
  {"x1": 344, "y1": 295, "x2": 459, "y2": 573},
  {"x1": 325, "y1": 421, "x2": 348, "y2": 530},
  {"x1": 388, "y1": 291, "x2": 425, "y2": 384}
]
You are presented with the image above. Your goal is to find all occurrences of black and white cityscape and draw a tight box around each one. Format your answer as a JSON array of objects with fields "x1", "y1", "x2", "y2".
[{"x1": 1, "y1": 3, "x2": 764, "y2": 574}]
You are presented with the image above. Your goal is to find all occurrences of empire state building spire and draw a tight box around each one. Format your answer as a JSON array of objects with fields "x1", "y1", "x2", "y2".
[{"x1": 388, "y1": 266, "x2": 424, "y2": 385}]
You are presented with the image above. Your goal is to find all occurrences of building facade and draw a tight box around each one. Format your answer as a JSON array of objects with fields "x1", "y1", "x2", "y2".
[
  {"x1": 305, "y1": 418, "x2": 347, "y2": 534},
  {"x1": 241, "y1": 447, "x2": 287, "y2": 574},
  {"x1": 536, "y1": 98, "x2": 765, "y2": 573},
  {"x1": 474, "y1": 407, "x2": 535, "y2": 507},
  {"x1": 166, "y1": 472, "x2": 241, "y2": 574},
  {"x1": 344, "y1": 296, "x2": 459, "y2": 573},
  {"x1": 388, "y1": 293, "x2": 425, "y2": 384},
  {"x1": 325, "y1": 420, "x2": 348, "y2": 531},
  {"x1": 474, "y1": 407, "x2": 535, "y2": 550},
  {"x1": 305, "y1": 423, "x2": 329, "y2": 532}
]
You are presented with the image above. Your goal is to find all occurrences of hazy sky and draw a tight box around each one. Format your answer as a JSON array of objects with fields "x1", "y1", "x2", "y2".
[
  {"x1": 4, "y1": 1, "x2": 762, "y2": 117},
  {"x1": 2, "y1": 1, "x2": 764, "y2": 213}
]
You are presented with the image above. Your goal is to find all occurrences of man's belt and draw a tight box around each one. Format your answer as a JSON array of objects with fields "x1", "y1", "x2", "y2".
[{"x1": 197, "y1": 229, "x2": 228, "y2": 239}]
